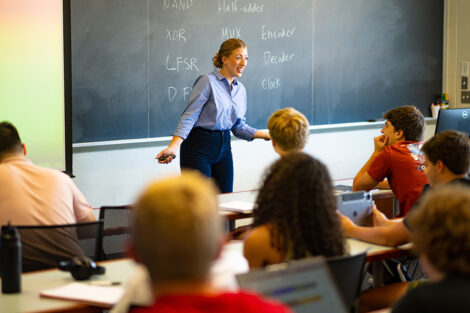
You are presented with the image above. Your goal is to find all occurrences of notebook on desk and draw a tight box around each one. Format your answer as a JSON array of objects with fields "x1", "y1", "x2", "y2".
[
  {"x1": 219, "y1": 200, "x2": 254, "y2": 214},
  {"x1": 237, "y1": 256, "x2": 347, "y2": 313}
]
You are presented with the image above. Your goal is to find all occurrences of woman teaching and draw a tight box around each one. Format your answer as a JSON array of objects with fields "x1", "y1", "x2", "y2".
[{"x1": 156, "y1": 38, "x2": 270, "y2": 193}]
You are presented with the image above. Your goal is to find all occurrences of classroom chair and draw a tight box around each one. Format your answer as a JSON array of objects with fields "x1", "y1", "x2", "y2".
[
  {"x1": 99, "y1": 205, "x2": 134, "y2": 260},
  {"x1": 15, "y1": 221, "x2": 104, "y2": 272}
]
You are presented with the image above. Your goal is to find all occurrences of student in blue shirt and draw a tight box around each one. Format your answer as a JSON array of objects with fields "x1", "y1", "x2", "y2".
[{"x1": 156, "y1": 38, "x2": 270, "y2": 193}]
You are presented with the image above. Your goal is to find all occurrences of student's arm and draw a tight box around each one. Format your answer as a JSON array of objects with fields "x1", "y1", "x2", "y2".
[
  {"x1": 81, "y1": 210, "x2": 96, "y2": 222},
  {"x1": 353, "y1": 135, "x2": 388, "y2": 191},
  {"x1": 340, "y1": 213, "x2": 410, "y2": 247},
  {"x1": 243, "y1": 226, "x2": 282, "y2": 269}
]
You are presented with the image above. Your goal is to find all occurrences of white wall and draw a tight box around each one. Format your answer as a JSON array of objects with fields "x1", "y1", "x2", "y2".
[{"x1": 73, "y1": 121, "x2": 436, "y2": 207}]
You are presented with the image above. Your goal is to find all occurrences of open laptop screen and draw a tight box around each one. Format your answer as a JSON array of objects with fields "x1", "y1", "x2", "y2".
[
  {"x1": 435, "y1": 108, "x2": 470, "y2": 135},
  {"x1": 237, "y1": 257, "x2": 347, "y2": 313}
]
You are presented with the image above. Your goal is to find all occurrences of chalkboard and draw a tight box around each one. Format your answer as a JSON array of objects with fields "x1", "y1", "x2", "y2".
[{"x1": 71, "y1": 0, "x2": 443, "y2": 143}]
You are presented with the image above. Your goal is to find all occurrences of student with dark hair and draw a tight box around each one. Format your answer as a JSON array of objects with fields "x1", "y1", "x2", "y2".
[
  {"x1": 353, "y1": 106, "x2": 427, "y2": 217},
  {"x1": 243, "y1": 152, "x2": 345, "y2": 268},
  {"x1": 341, "y1": 130, "x2": 470, "y2": 247},
  {"x1": 156, "y1": 38, "x2": 270, "y2": 193},
  {"x1": 0, "y1": 121, "x2": 95, "y2": 270},
  {"x1": 392, "y1": 185, "x2": 470, "y2": 313}
]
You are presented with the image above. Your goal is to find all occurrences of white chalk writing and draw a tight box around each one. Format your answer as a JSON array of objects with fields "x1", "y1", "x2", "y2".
[
  {"x1": 218, "y1": 0, "x2": 264, "y2": 14},
  {"x1": 163, "y1": 0, "x2": 193, "y2": 10},
  {"x1": 166, "y1": 28, "x2": 186, "y2": 42},
  {"x1": 165, "y1": 55, "x2": 200, "y2": 72},
  {"x1": 262, "y1": 77, "x2": 281, "y2": 90},
  {"x1": 261, "y1": 25, "x2": 296, "y2": 40},
  {"x1": 263, "y1": 51, "x2": 295, "y2": 65},
  {"x1": 168, "y1": 86, "x2": 192, "y2": 102},
  {"x1": 221, "y1": 27, "x2": 241, "y2": 40}
]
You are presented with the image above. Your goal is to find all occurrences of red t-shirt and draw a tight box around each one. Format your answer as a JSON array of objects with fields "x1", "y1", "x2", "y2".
[
  {"x1": 130, "y1": 291, "x2": 292, "y2": 313},
  {"x1": 368, "y1": 141, "x2": 428, "y2": 217}
]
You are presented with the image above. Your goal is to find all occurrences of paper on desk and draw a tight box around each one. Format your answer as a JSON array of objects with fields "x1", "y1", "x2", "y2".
[
  {"x1": 219, "y1": 201, "x2": 254, "y2": 213},
  {"x1": 40, "y1": 282, "x2": 124, "y2": 307}
]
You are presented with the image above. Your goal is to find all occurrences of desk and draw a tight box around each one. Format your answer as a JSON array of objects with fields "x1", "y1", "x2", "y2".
[
  {"x1": 0, "y1": 239, "x2": 409, "y2": 313},
  {"x1": 0, "y1": 259, "x2": 135, "y2": 313},
  {"x1": 218, "y1": 188, "x2": 395, "y2": 231}
]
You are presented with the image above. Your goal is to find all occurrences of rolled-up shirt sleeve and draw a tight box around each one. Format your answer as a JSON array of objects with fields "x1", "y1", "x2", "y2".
[
  {"x1": 173, "y1": 75, "x2": 211, "y2": 140},
  {"x1": 231, "y1": 116, "x2": 257, "y2": 141}
]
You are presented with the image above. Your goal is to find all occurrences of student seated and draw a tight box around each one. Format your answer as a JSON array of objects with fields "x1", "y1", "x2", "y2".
[
  {"x1": 392, "y1": 185, "x2": 470, "y2": 313},
  {"x1": 129, "y1": 172, "x2": 291, "y2": 313},
  {"x1": 243, "y1": 152, "x2": 345, "y2": 268},
  {"x1": 267, "y1": 107, "x2": 309, "y2": 156},
  {"x1": 341, "y1": 130, "x2": 470, "y2": 247},
  {"x1": 353, "y1": 106, "x2": 427, "y2": 217},
  {"x1": 0, "y1": 121, "x2": 95, "y2": 271}
]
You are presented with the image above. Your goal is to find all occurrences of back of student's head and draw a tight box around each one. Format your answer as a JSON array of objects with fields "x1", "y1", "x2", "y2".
[
  {"x1": 268, "y1": 108, "x2": 309, "y2": 152},
  {"x1": 422, "y1": 130, "x2": 470, "y2": 175},
  {"x1": 253, "y1": 152, "x2": 345, "y2": 259},
  {"x1": 383, "y1": 106, "x2": 424, "y2": 142},
  {"x1": 409, "y1": 184, "x2": 470, "y2": 276},
  {"x1": 133, "y1": 171, "x2": 222, "y2": 284},
  {"x1": 0, "y1": 121, "x2": 22, "y2": 158}
]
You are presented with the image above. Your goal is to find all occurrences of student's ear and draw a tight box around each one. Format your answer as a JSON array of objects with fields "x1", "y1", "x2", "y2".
[
  {"x1": 22, "y1": 143, "x2": 27, "y2": 156},
  {"x1": 436, "y1": 160, "x2": 446, "y2": 173},
  {"x1": 395, "y1": 129, "x2": 405, "y2": 141}
]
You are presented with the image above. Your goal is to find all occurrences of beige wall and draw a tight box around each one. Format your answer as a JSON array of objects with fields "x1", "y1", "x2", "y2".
[{"x1": 444, "y1": 0, "x2": 470, "y2": 107}]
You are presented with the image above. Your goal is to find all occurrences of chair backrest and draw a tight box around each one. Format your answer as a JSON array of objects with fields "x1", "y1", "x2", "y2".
[
  {"x1": 99, "y1": 205, "x2": 134, "y2": 260},
  {"x1": 15, "y1": 221, "x2": 104, "y2": 272},
  {"x1": 327, "y1": 252, "x2": 367, "y2": 313}
]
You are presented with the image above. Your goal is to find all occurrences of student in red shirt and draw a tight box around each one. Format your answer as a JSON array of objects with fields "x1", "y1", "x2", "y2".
[
  {"x1": 352, "y1": 106, "x2": 428, "y2": 217},
  {"x1": 130, "y1": 172, "x2": 292, "y2": 313}
]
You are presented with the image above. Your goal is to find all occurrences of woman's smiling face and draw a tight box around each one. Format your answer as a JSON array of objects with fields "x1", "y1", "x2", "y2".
[{"x1": 221, "y1": 47, "x2": 248, "y2": 80}]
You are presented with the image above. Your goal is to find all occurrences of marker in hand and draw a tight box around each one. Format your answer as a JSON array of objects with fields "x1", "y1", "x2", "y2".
[{"x1": 157, "y1": 154, "x2": 176, "y2": 162}]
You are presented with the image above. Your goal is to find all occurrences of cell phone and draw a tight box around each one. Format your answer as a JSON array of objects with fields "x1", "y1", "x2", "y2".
[{"x1": 158, "y1": 154, "x2": 176, "y2": 162}]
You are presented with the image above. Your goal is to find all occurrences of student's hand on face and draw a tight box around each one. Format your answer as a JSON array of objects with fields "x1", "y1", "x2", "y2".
[
  {"x1": 373, "y1": 135, "x2": 389, "y2": 153},
  {"x1": 338, "y1": 212, "x2": 355, "y2": 236}
]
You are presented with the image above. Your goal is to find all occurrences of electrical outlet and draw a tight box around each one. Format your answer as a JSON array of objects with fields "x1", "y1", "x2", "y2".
[
  {"x1": 463, "y1": 77, "x2": 468, "y2": 90},
  {"x1": 462, "y1": 91, "x2": 470, "y2": 104}
]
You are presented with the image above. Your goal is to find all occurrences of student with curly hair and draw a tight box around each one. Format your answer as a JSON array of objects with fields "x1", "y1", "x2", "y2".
[
  {"x1": 243, "y1": 152, "x2": 346, "y2": 268},
  {"x1": 392, "y1": 184, "x2": 470, "y2": 313}
]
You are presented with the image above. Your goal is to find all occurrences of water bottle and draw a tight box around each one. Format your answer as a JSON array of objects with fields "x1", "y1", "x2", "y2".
[{"x1": 1, "y1": 223, "x2": 22, "y2": 293}]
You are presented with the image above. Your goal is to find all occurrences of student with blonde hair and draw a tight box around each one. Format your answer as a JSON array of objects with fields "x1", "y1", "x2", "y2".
[
  {"x1": 130, "y1": 172, "x2": 291, "y2": 313},
  {"x1": 267, "y1": 107, "x2": 309, "y2": 156}
]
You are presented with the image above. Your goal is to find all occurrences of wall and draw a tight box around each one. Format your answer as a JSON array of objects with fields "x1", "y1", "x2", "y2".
[{"x1": 73, "y1": 121, "x2": 436, "y2": 207}]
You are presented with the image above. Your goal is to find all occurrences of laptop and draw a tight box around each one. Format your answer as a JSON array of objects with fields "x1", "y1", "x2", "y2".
[
  {"x1": 435, "y1": 107, "x2": 470, "y2": 135},
  {"x1": 337, "y1": 191, "x2": 373, "y2": 226},
  {"x1": 237, "y1": 256, "x2": 348, "y2": 313}
]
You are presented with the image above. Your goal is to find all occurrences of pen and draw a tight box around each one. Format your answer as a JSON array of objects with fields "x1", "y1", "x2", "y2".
[{"x1": 88, "y1": 281, "x2": 121, "y2": 286}]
